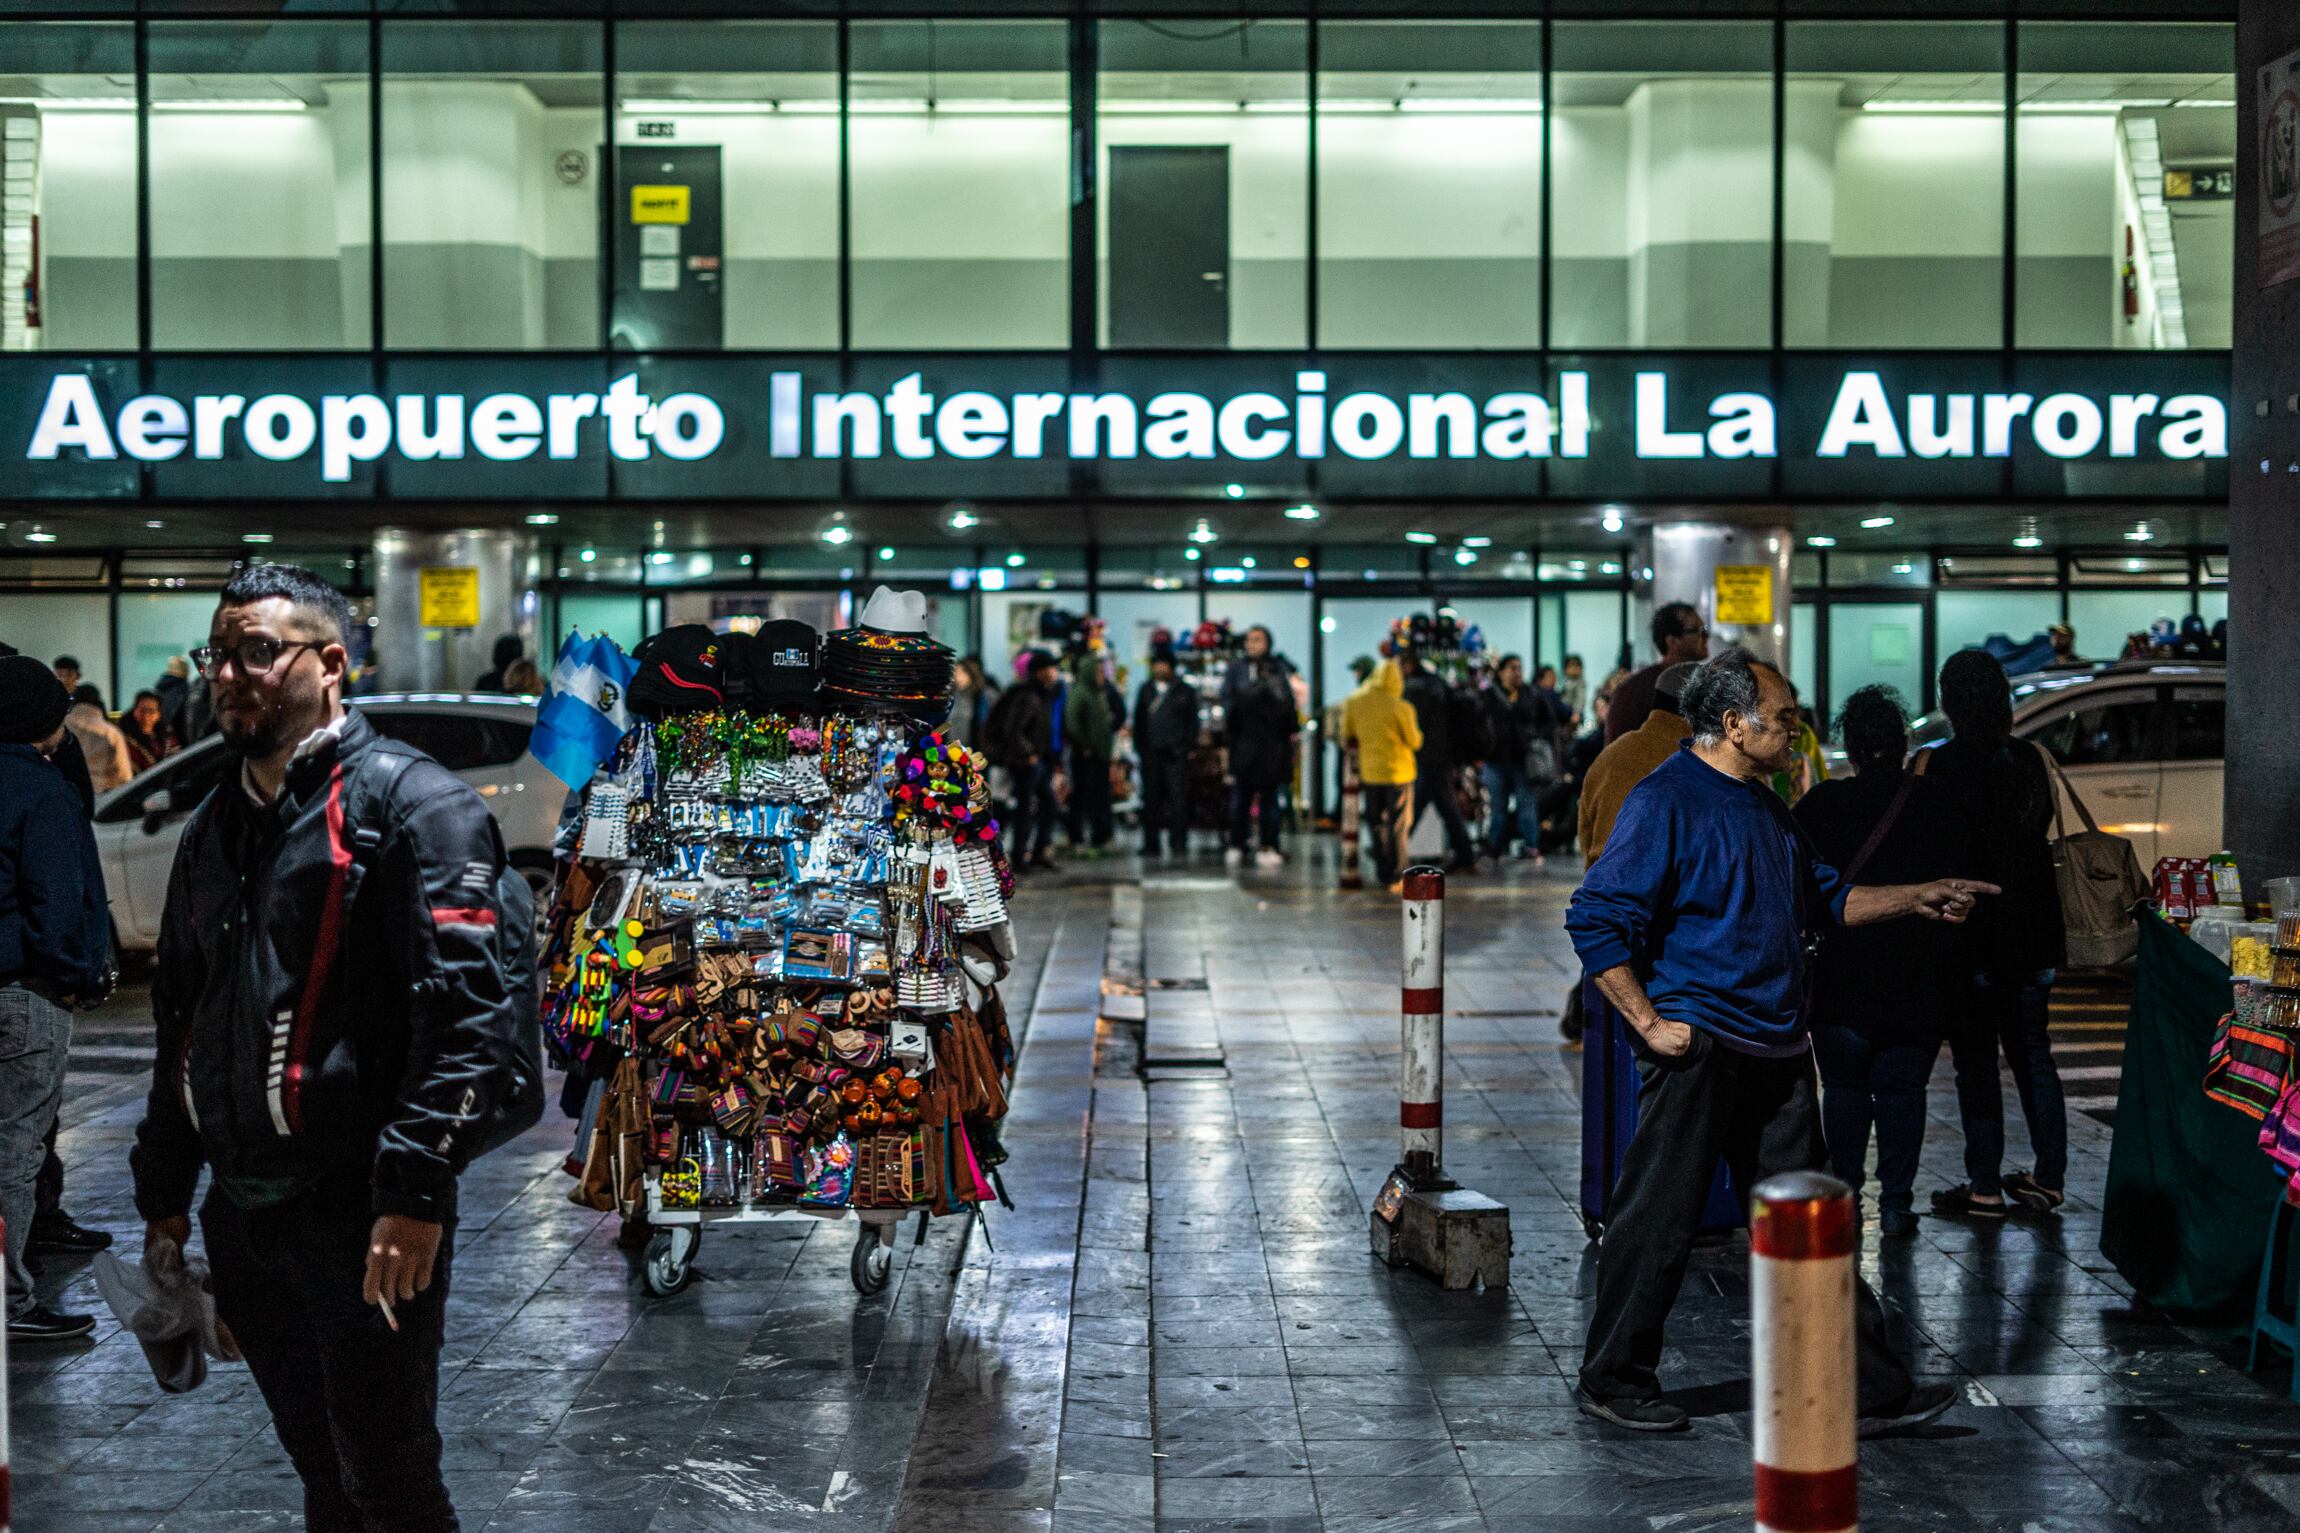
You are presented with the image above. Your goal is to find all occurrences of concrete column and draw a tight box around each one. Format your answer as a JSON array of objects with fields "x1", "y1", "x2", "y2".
[
  {"x1": 1625, "y1": 78, "x2": 1839, "y2": 346},
  {"x1": 370, "y1": 528, "x2": 539, "y2": 694},
  {"x1": 1632, "y1": 521, "x2": 1793, "y2": 675},
  {"x1": 2229, "y1": 5, "x2": 2300, "y2": 890}
]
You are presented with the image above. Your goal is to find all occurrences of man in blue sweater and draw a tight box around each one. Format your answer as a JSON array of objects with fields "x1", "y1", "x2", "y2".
[{"x1": 1567, "y1": 648, "x2": 1990, "y2": 1436}]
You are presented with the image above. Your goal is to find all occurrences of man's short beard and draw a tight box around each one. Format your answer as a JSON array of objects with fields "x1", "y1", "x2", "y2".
[{"x1": 219, "y1": 713, "x2": 292, "y2": 759}]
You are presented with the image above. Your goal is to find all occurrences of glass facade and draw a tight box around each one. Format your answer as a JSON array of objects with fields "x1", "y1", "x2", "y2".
[{"x1": 0, "y1": 9, "x2": 2233, "y2": 358}]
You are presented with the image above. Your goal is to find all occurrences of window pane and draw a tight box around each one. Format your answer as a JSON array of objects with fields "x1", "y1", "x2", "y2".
[
  {"x1": 2068, "y1": 588, "x2": 2191, "y2": 656},
  {"x1": 1098, "y1": 20, "x2": 1307, "y2": 350},
  {"x1": 382, "y1": 22, "x2": 602, "y2": 349},
  {"x1": 613, "y1": 21, "x2": 837, "y2": 350},
  {"x1": 849, "y1": 20, "x2": 1067, "y2": 350},
  {"x1": 2171, "y1": 695, "x2": 2222, "y2": 761},
  {"x1": 1937, "y1": 588, "x2": 2059, "y2": 659},
  {"x1": 2015, "y1": 22, "x2": 2233, "y2": 349},
  {"x1": 2033, "y1": 695, "x2": 2160, "y2": 765},
  {"x1": 1314, "y1": 22, "x2": 1541, "y2": 349},
  {"x1": 149, "y1": 23, "x2": 370, "y2": 349},
  {"x1": 1550, "y1": 22, "x2": 1773, "y2": 348},
  {"x1": 0, "y1": 22, "x2": 137, "y2": 351},
  {"x1": 1825, "y1": 601, "x2": 1924, "y2": 725},
  {"x1": 1785, "y1": 23, "x2": 2003, "y2": 348}
]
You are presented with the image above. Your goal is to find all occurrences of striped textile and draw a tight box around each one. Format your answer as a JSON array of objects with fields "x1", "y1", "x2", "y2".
[{"x1": 2205, "y1": 1013, "x2": 2295, "y2": 1122}]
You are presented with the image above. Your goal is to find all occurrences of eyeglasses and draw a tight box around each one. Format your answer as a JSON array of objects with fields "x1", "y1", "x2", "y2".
[{"x1": 191, "y1": 637, "x2": 324, "y2": 678}]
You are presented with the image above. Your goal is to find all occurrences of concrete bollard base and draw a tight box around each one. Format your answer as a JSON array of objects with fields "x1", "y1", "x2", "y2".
[{"x1": 1370, "y1": 1181, "x2": 1512, "y2": 1290}]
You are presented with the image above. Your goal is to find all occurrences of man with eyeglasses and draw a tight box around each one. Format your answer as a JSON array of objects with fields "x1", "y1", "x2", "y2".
[
  {"x1": 131, "y1": 563, "x2": 521, "y2": 1533},
  {"x1": 1604, "y1": 602, "x2": 1711, "y2": 746}
]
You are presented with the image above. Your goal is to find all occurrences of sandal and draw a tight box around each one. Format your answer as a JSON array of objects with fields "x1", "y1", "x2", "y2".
[
  {"x1": 2002, "y1": 1171, "x2": 2065, "y2": 1214},
  {"x1": 1928, "y1": 1183, "x2": 2008, "y2": 1220}
]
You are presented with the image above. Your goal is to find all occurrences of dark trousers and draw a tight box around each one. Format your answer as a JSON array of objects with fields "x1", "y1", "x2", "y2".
[
  {"x1": 35, "y1": 1119, "x2": 61, "y2": 1223},
  {"x1": 1361, "y1": 783, "x2": 1413, "y2": 886},
  {"x1": 1812, "y1": 1023, "x2": 1938, "y2": 1215},
  {"x1": 1067, "y1": 752, "x2": 1114, "y2": 847},
  {"x1": 1228, "y1": 782, "x2": 1282, "y2": 852},
  {"x1": 1947, "y1": 968, "x2": 2065, "y2": 1196},
  {"x1": 1413, "y1": 763, "x2": 1475, "y2": 865},
  {"x1": 1581, "y1": 1030, "x2": 1914, "y2": 1413},
  {"x1": 1006, "y1": 760, "x2": 1058, "y2": 863},
  {"x1": 1140, "y1": 751, "x2": 1191, "y2": 854},
  {"x1": 202, "y1": 1183, "x2": 458, "y2": 1533}
]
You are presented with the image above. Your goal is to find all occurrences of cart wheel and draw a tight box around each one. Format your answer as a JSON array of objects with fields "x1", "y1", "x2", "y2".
[
  {"x1": 850, "y1": 1224, "x2": 893, "y2": 1295},
  {"x1": 643, "y1": 1225, "x2": 699, "y2": 1297}
]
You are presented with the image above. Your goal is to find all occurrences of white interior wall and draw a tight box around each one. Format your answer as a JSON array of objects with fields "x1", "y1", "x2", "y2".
[
  {"x1": 37, "y1": 112, "x2": 134, "y2": 259},
  {"x1": 150, "y1": 112, "x2": 342, "y2": 259},
  {"x1": 1550, "y1": 110, "x2": 1630, "y2": 261},
  {"x1": 1830, "y1": 114, "x2": 2002, "y2": 259}
]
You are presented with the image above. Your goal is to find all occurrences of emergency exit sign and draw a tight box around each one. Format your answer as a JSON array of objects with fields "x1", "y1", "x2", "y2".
[{"x1": 2166, "y1": 166, "x2": 2235, "y2": 200}]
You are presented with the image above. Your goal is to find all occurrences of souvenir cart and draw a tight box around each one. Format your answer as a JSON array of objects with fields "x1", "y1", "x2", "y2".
[{"x1": 544, "y1": 595, "x2": 1020, "y2": 1298}]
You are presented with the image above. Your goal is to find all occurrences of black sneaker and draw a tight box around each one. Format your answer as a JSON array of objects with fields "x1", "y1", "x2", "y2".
[
  {"x1": 1857, "y1": 1381, "x2": 1957, "y2": 1439},
  {"x1": 1929, "y1": 1184, "x2": 2008, "y2": 1220},
  {"x1": 1576, "y1": 1388, "x2": 1690, "y2": 1433},
  {"x1": 2002, "y1": 1171, "x2": 2064, "y2": 1215},
  {"x1": 29, "y1": 1217, "x2": 113, "y2": 1255},
  {"x1": 8, "y1": 1305, "x2": 96, "y2": 1342}
]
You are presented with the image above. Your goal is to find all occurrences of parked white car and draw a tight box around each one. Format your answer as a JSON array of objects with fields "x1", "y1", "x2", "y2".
[
  {"x1": 93, "y1": 694, "x2": 567, "y2": 953},
  {"x1": 1907, "y1": 662, "x2": 2224, "y2": 868}
]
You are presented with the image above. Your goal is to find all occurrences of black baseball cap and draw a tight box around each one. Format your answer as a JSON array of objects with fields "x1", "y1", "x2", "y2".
[{"x1": 747, "y1": 619, "x2": 821, "y2": 707}]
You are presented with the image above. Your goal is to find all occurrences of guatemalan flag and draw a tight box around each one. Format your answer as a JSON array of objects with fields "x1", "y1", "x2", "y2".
[{"x1": 531, "y1": 629, "x2": 638, "y2": 790}]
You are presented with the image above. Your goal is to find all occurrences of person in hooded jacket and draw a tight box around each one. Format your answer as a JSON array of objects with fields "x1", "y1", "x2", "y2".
[
  {"x1": 985, "y1": 650, "x2": 1063, "y2": 871},
  {"x1": 1341, "y1": 658, "x2": 1422, "y2": 892},
  {"x1": 1133, "y1": 645, "x2": 1199, "y2": 857},
  {"x1": 1219, "y1": 627, "x2": 1300, "y2": 869}
]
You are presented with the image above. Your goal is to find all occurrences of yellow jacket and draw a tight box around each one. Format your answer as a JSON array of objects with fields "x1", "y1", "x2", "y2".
[
  {"x1": 1342, "y1": 661, "x2": 1423, "y2": 787},
  {"x1": 1579, "y1": 707, "x2": 1686, "y2": 867}
]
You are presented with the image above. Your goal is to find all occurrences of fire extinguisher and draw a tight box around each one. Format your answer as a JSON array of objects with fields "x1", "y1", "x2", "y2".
[{"x1": 2122, "y1": 224, "x2": 2139, "y2": 324}]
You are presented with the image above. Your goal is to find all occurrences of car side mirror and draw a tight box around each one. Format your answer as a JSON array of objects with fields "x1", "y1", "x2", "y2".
[{"x1": 139, "y1": 788, "x2": 172, "y2": 832}]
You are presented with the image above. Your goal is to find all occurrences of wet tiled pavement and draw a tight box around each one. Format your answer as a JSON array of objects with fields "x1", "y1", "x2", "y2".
[{"x1": 18, "y1": 850, "x2": 2300, "y2": 1531}]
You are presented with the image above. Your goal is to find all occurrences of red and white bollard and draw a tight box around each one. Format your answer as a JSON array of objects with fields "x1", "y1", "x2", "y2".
[
  {"x1": 1399, "y1": 865, "x2": 1449, "y2": 1189},
  {"x1": 1751, "y1": 1172, "x2": 1857, "y2": 1533},
  {"x1": 1338, "y1": 743, "x2": 1363, "y2": 890}
]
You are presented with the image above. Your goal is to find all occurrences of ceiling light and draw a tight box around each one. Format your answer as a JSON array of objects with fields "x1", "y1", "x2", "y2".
[
  {"x1": 25, "y1": 530, "x2": 56, "y2": 544},
  {"x1": 1319, "y1": 615, "x2": 1337, "y2": 634},
  {"x1": 579, "y1": 547, "x2": 598, "y2": 562},
  {"x1": 1187, "y1": 522, "x2": 1219, "y2": 545},
  {"x1": 1005, "y1": 552, "x2": 1026, "y2": 567},
  {"x1": 1184, "y1": 548, "x2": 1201, "y2": 562},
  {"x1": 1893, "y1": 562, "x2": 1915, "y2": 575},
  {"x1": 1600, "y1": 506, "x2": 1625, "y2": 534},
  {"x1": 143, "y1": 518, "x2": 163, "y2": 530},
  {"x1": 976, "y1": 567, "x2": 1007, "y2": 591},
  {"x1": 1241, "y1": 556, "x2": 1258, "y2": 570},
  {"x1": 648, "y1": 550, "x2": 673, "y2": 565},
  {"x1": 242, "y1": 532, "x2": 273, "y2": 544},
  {"x1": 877, "y1": 546, "x2": 896, "y2": 560},
  {"x1": 1283, "y1": 504, "x2": 1320, "y2": 521},
  {"x1": 1806, "y1": 535, "x2": 1837, "y2": 548},
  {"x1": 947, "y1": 508, "x2": 979, "y2": 531},
  {"x1": 1405, "y1": 531, "x2": 1437, "y2": 545},
  {"x1": 1462, "y1": 536, "x2": 1492, "y2": 548},
  {"x1": 1453, "y1": 549, "x2": 1478, "y2": 565},
  {"x1": 525, "y1": 512, "x2": 559, "y2": 525},
  {"x1": 738, "y1": 553, "x2": 752, "y2": 566},
  {"x1": 1292, "y1": 556, "x2": 1310, "y2": 569},
  {"x1": 1600, "y1": 562, "x2": 1622, "y2": 575},
  {"x1": 2013, "y1": 534, "x2": 2043, "y2": 549},
  {"x1": 1860, "y1": 515, "x2": 1895, "y2": 529},
  {"x1": 2125, "y1": 525, "x2": 2155, "y2": 542},
  {"x1": 1223, "y1": 483, "x2": 1245, "y2": 499},
  {"x1": 820, "y1": 524, "x2": 854, "y2": 546}
]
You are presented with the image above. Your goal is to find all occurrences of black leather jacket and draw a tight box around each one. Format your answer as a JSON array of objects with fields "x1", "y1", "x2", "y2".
[{"x1": 131, "y1": 710, "x2": 517, "y2": 1223}]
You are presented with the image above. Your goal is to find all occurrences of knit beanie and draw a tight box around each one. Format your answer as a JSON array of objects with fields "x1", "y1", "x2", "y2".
[{"x1": 0, "y1": 655, "x2": 71, "y2": 745}]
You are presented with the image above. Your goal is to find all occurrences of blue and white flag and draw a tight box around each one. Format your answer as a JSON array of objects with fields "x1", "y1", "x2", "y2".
[{"x1": 531, "y1": 628, "x2": 638, "y2": 790}]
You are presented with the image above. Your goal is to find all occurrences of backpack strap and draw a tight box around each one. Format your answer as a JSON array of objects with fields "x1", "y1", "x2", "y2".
[{"x1": 346, "y1": 746, "x2": 422, "y2": 867}]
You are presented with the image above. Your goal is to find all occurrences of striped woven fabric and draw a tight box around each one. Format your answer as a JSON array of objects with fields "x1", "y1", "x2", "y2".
[
  {"x1": 2261, "y1": 1083, "x2": 2300, "y2": 1177},
  {"x1": 2205, "y1": 1014, "x2": 2294, "y2": 1122}
]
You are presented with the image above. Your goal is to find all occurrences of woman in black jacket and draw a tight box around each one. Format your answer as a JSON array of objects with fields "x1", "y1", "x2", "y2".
[
  {"x1": 1218, "y1": 627, "x2": 1299, "y2": 868},
  {"x1": 1923, "y1": 649, "x2": 2068, "y2": 1220},
  {"x1": 1794, "y1": 687, "x2": 1970, "y2": 1236}
]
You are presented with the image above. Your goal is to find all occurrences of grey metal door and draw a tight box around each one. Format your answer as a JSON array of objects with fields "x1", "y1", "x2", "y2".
[
  {"x1": 614, "y1": 145, "x2": 724, "y2": 350},
  {"x1": 1109, "y1": 145, "x2": 1229, "y2": 348}
]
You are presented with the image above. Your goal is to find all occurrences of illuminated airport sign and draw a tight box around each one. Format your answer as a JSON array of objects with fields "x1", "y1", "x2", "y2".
[{"x1": 0, "y1": 354, "x2": 2230, "y2": 501}]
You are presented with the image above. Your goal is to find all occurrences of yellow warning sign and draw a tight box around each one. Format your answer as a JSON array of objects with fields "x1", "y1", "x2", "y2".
[
  {"x1": 1714, "y1": 565, "x2": 1774, "y2": 627},
  {"x1": 630, "y1": 184, "x2": 691, "y2": 225},
  {"x1": 419, "y1": 566, "x2": 480, "y2": 630}
]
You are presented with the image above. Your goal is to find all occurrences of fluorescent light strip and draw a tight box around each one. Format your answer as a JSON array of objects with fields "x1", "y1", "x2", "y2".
[{"x1": 0, "y1": 96, "x2": 304, "y2": 112}]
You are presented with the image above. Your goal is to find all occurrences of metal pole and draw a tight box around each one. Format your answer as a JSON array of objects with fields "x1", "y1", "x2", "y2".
[
  {"x1": 1338, "y1": 742, "x2": 1362, "y2": 890},
  {"x1": 1751, "y1": 1172, "x2": 1857, "y2": 1533},
  {"x1": 1399, "y1": 865, "x2": 1449, "y2": 1189}
]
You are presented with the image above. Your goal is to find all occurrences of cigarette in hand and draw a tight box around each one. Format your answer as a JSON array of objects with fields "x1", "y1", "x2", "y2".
[{"x1": 379, "y1": 1293, "x2": 398, "y2": 1332}]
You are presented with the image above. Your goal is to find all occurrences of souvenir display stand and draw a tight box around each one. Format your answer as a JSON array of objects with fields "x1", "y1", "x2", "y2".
[{"x1": 546, "y1": 597, "x2": 1020, "y2": 1298}]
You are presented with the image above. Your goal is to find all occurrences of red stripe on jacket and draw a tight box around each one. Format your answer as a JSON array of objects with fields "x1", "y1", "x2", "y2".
[{"x1": 285, "y1": 765, "x2": 353, "y2": 1136}]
